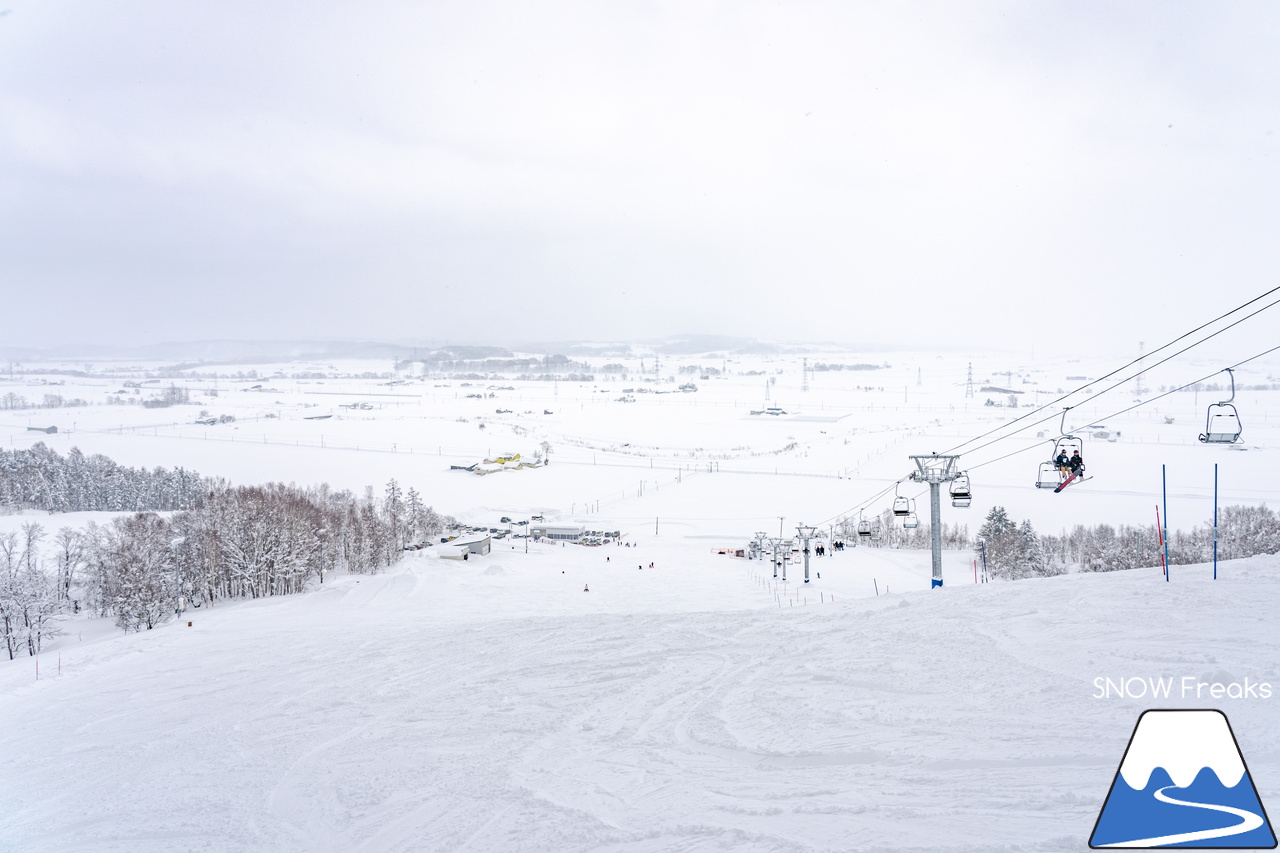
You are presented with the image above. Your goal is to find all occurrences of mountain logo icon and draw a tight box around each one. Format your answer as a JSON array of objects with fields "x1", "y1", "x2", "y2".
[{"x1": 1090, "y1": 709, "x2": 1276, "y2": 849}]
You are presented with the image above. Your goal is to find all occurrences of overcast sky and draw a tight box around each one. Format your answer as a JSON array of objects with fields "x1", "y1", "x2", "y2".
[{"x1": 2, "y1": 1, "x2": 1279, "y2": 357}]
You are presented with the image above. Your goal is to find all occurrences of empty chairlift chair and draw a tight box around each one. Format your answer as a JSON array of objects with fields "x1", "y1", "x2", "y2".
[
  {"x1": 900, "y1": 497, "x2": 919, "y2": 528},
  {"x1": 1035, "y1": 461, "x2": 1065, "y2": 489},
  {"x1": 1199, "y1": 368, "x2": 1243, "y2": 444},
  {"x1": 857, "y1": 518, "x2": 873, "y2": 538},
  {"x1": 949, "y1": 474, "x2": 972, "y2": 508},
  {"x1": 892, "y1": 495, "x2": 911, "y2": 517}
]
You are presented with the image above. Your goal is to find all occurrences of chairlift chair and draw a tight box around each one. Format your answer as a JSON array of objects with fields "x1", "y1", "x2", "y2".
[
  {"x1": 1199, "y1": 368, "x2": 1243, "y2": 444},
  {"x1": 1035, "y1": 462, "x2": 1064, "y2": 489},
  {"x1": 857, "y1": 520, "x2": 873, "y2": 537},
  {"x1": 1037, "y1": 408, "x2": 1087, "y2": 489},
  {"x1": 903, "y1": 511, "x2": 919, "y2": 529},
  {"x1": 1038, "y1": 436, "x2": 1086, "y2": 490},
  {"x1": 1052, "y1": 435, "x2": 1083, "y2": 458},
  {"x1": 870, "y1": 520, "x2": 883, "y2": 541},
  {"x1": 949, "y1": 473, "x2": 972, "y2": 508},
  {"x1": 892, "y1": 495, "x2": 911, "y2": 517}
]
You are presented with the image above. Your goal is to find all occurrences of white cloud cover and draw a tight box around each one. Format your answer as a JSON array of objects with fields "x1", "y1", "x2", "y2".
[{"x1": 2, "y1": 1, "x2": 1279, "y2": 353}]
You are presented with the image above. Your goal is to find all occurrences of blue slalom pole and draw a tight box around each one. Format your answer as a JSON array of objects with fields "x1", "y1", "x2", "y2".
[
  {"x1": 1213, "y1": 463, "x2": 1219, "y2": 580},
  {"x1": 1162, "y1": 464, "x2": 1170, "y2": 582}
]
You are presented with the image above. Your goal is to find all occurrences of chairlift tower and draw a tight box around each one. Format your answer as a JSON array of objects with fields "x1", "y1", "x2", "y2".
[
  {"x1": 802, "y1": 358, "x2": 809, "y2": 393},
  {"x1": 767, "y1": 537, "x2": 789, "y2": 581},
  {"x1": 909, "y1": 454, "x2": 962, "y2": 588},
  {"x1": 752, "y1": 531, "x2": 769, "y2": 561},
  {"x1": 795, "y1": 524, "x2": 816, "y2": 583},
  {"x1": 965, "y1": 363, "x2": 974, "y2": 398}
]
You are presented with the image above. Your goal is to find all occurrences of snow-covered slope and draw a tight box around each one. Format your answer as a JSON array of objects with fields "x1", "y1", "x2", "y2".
[{"x1": 2, "y1": 546, "x2": 1276, "y2": 852}]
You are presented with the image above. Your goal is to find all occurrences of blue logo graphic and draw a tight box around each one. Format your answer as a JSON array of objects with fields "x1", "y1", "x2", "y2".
[{"x1": 1091, "y1": 709, "x2": 1276, "y2": 848}]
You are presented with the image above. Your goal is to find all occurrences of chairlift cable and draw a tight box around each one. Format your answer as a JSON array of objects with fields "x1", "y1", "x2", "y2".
[
  {"x1": 812, "y1": 322, "x2": 1280, "y2": 530},
  {"x1": 939, "y1": 285, "x2": 1280, "y2": 456},
  {"x1": 959, "y1": 340, "x2": 1280, "y2": 475},
  {"x1": 814, "y1": 476, "x2": 908, "y2": 528},
  {"x1": 945, "y1": 293, "x2": 1280, "y2": 461}
]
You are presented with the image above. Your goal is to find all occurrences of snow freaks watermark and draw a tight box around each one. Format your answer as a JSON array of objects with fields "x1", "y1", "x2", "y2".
[
  {"x1": 1093, "y1": 676, "x2": 1273, "y2": 701},
  {"x1": 1089, "y1": 710, "x2": 1277, "y2": 849}
]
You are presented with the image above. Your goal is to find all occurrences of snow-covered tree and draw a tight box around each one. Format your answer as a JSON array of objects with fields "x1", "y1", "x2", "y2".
[
  {"x1": 1015, "y1": 519, "x2": 1058, "y2": 578},
  {"x1": 0, "y1": 528, "x2": 65, "y2": 657},
  {"x1": 978, "y1": 506, "x2": 1018, "y2": 579},
  {"x1": 102, "y1": 513, "x2": 175, "y2": 632},
  {"x1": 384, "y1": 479, "x2": 406, "y2": 554},
  {"x1": 0, "y1": 531, "x2": 23, "y2": 659}
]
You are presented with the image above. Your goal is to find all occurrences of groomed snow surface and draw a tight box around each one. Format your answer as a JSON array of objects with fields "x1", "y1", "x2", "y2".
[
  {"x1": 1, "y1": 541, "x2": 1277, "y2": 852},
  {"x1": 2, "y1": 350, "x2": 1278, "y2": 850}
]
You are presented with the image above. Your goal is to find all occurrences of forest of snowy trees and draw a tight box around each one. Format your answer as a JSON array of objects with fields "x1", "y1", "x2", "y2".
[
  {"x1": 841, "y1": 503, "x2": 1280, "y2": 581},
  {"x1": 0, "y1": 447, "x2": 456, "y2": 657},
  {"x1": 0, "y1": 443, "x2": 202, "y2": 512},
  {"x1": 976, "y1": 504, "x2": 1280, "y2": 580}
]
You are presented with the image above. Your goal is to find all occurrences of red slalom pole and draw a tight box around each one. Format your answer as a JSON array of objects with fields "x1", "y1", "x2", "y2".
[{"x1": 1156, "y1": 505, "x2": 1167, "y2": 578}]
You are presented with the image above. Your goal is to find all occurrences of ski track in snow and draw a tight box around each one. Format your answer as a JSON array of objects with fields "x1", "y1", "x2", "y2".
[{"x1": 2, "y1": 547, "x2": 1277, "y2": 852}]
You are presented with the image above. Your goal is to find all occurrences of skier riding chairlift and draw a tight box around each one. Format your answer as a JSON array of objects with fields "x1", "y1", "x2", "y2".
[
  {"x1": 1054, "y1": 450, "x2": 1071, "y2": 479},
  {"x1": 1038, "y1": 408, "x2": 1089, "y2": 490}
]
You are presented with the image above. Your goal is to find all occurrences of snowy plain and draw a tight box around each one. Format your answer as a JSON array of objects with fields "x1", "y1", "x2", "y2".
[{"x1": 1, "y1": 345, "x2": 1278, "y2": 851}]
